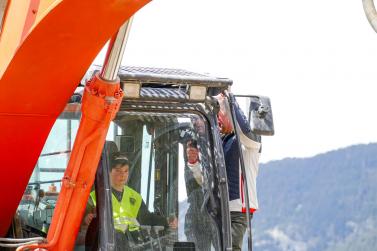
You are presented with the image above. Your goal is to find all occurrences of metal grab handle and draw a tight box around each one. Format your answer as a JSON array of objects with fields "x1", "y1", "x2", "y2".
[{"x1": 363, "y1": 0, "x2": 377, "y2": 33}]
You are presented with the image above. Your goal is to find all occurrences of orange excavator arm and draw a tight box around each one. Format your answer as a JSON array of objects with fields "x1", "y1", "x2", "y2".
[{"x1": 0, "y1": 0, "x2": 150, "y2": 246}]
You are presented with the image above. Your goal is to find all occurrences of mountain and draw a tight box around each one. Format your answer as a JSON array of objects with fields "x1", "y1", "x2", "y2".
[{"x1": 253, "y1": 143, "x2": 377, "y2": 251}]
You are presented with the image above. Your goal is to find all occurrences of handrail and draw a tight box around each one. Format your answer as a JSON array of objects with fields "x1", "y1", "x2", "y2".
[{"x1": 363, "y1": 0, "x2": 377, "y2": 33}]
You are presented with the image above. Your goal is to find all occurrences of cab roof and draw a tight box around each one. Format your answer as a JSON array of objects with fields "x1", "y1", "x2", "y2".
[{"x1": 87, "y1": 65, "x2": 233, "y2": 89}]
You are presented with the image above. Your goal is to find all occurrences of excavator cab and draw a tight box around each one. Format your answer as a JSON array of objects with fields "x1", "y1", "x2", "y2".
[{"x1": 7, "y1": 66, "x2": 273, "y2": 250}]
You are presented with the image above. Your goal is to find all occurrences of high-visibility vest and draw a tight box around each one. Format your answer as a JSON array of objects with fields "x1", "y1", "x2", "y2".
[{"x1": 90, "y1": 186, "x2": 142, "y2": 232}]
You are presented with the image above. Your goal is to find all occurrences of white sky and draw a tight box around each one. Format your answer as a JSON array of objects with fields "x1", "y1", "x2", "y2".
[{"x1": 96, "y1": 0, "x2": 377, "y2": 163}]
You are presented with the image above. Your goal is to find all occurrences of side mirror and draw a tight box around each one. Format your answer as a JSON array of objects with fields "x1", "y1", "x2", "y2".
[{"x1": 235, "y1": 95, "x2": 275, "y2": 136}]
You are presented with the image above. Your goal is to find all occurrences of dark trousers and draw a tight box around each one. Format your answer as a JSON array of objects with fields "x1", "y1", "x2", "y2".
[{"x1": 231, "y1": 212, "x2": 253, "y2": 251}]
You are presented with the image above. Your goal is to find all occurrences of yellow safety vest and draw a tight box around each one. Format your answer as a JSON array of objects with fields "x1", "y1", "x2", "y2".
[{"x1": 90, "y1": 186, "x2": 142, "y2": 232}]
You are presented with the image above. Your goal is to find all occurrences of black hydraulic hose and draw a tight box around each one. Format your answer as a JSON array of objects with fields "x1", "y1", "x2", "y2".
[
  {"x1": 96, "y1": 142, "x2": 116, "y2": 250},
  {"x1": 225, "y1": 91, "x2": 253, "y2": 251}
]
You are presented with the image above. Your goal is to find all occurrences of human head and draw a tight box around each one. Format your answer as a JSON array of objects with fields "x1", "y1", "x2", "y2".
[
  {"x1": 215, "y1": 93, "x2": 233, "y2": 134},
  {"x1": 110, "y1": 152, "x2": 130, "y2": 191},
  {"x1": 186, "y1": 140, "x2": 199, "y2": 164},
  {"x1": 192, "y1": 115, "x2": 206, "y2": 135}
]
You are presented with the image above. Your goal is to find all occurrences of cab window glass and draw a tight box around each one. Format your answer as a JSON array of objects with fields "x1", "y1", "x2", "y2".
[
  {"x1": 16, "y1": 103, "x2": 81, "y2": 239},
  {"x1": 85, "y1": 112, "x2": 220, "y2": 250}
]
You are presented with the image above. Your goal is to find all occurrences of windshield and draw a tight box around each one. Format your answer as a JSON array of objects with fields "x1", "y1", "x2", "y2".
[{"x1": 91, "y1": 111, "x2": 220, "y2": 250}]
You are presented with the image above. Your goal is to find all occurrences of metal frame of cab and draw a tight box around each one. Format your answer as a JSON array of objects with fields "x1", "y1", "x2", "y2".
[{"x1": 89, "y1": 66, "x2": 234, "y2": 251}]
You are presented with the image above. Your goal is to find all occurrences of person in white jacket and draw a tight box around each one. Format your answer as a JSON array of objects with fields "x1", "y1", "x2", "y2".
[
  {"x1": 183, "y1": 139, "x2": 216, "y2": 251},
  {"x1": 216, "y1": 94, "x2": 262, "y2": 251}
]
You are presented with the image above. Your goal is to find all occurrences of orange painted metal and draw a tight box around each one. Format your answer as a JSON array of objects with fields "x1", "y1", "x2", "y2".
[
  {"x1": 0, "y1": 1, "x2": 33, "y2": 76},
  {"x1": 20, "y1": 0, "x2": 41, "y2": 43},
  {"x1": 17, "y1": 73, "x2": 123, "y2": 250},
  {"x1": 0, "y1": 0, "x2": 150, "y2": 237}
]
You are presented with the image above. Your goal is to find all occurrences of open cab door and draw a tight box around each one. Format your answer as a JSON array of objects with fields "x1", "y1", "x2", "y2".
[{"x1": 226, "y1": 93, "x2": 274, "y2": 250}]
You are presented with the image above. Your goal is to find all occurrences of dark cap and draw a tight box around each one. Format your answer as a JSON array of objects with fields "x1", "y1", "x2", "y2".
[
  {"x1": 110, "y1": 152, "x2": 129, "y2": 170},
  {"x1": 186, "y1": 139, "x2": 198, "y2": 149}
]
